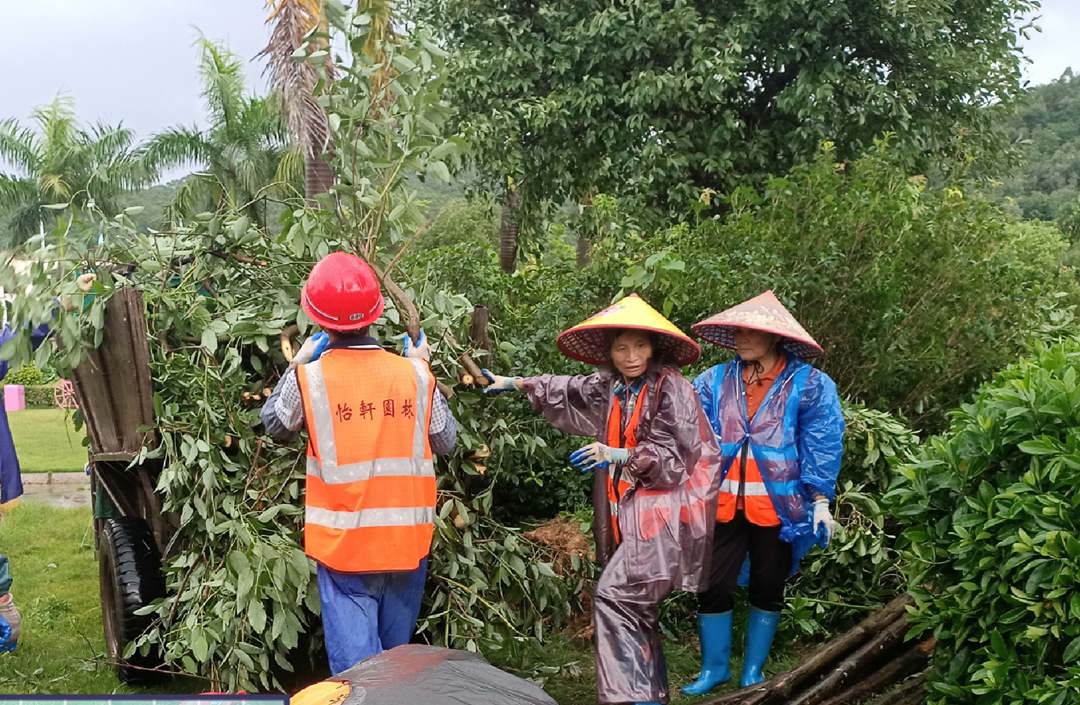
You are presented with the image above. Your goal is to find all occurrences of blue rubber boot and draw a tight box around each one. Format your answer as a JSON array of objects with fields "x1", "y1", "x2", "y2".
[
  {"x1": 681, "y1": 611, "x2": 733, "y2": 695},
  {"x1": 740, "y1": 607, "x2": 781, "y2": 687}
]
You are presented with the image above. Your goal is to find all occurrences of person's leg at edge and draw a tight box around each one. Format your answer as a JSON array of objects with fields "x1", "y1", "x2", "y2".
[
  {"x1": 681, "y1": 515, "x2": 750, "y2": 695},
  {"x1": 593, "y1": 552, "x2": 674, "y2": 704},
  {"x1": 739, "y1": 523, "x2": 790, "y2": 687},
  {"x1": 376, "y1": 557, "x2": 428, "y2": 650},
  {"x1": 317, "y1": 564, "x2": 385, "y2": 674},
  {"x1": 0, "y1": 553, "x2": 18, "y2": 652}
]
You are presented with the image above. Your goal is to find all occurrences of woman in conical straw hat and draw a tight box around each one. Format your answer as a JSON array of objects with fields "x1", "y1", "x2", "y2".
[
  {"x1": 483, "y1": 293, "x2": 723, "y2": 705},
  {"x1": 679, "y1": 291, "x2": 844, "y2": 696}
]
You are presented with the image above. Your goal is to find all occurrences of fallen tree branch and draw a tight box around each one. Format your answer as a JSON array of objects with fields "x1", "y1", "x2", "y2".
[
  {"x1": 369, "y1": 261, "x2": 455, "y2": 398},
  {"x1": 866, "y1": 669, "x2": 929, "y2": 705},
  {"x1": 816, "y1": 642, "x2": 932, "y2": 705},
  {"x1": 702, "y1": 593, "x2": 913, "y2": 705},
  {"x1": 787, "y1": 615, "x2": 912, "y2": 705}
]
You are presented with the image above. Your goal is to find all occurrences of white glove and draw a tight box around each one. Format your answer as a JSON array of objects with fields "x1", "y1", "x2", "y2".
[
  {"x1": 291, "y1": 331, "x2": 329, "y2": 367},
  {"x1": 481, "y1": 369, "x2": 521, "y2": 393},
  {"x1": 570, "y1": 442, "x2": 630, "y2": 472},
  {"x1": 813, "y1": 497, "x2": 833, "y2": 546},
  {"x1": 402, "y1": 330, "x2": 431, "y2": 363},
  {"x1": 76, "y1": 272, "x2": 98, "y2": 292}
]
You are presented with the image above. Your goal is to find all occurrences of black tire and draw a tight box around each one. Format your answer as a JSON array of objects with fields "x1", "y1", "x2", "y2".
[{"x1": 98, "y1": 517, "x2": 166, "y2": 683}]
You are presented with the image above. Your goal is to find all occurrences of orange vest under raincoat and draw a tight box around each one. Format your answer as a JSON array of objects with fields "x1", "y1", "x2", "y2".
[
  {"x1": 523, "y1": 362, "x2": 723, "y2": 592},
  {"x1": 297, "y1": 347, "x2": 436, "y2": 573}
]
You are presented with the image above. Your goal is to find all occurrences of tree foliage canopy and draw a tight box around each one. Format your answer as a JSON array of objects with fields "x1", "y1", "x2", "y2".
[{"x1": 415, "y1": 0, "x2": 1037, "y2": 225}]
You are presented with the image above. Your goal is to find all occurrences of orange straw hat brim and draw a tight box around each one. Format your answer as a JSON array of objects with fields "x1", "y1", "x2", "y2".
[
  {"x1": 691, "y1": 290, "x2": 824, "y2": 359},
  {"x1": 557, "y1": 294, "x2": 701, "y2": 367}
]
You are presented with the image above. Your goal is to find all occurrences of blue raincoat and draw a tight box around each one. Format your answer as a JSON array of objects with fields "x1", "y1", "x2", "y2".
[
  {"x1": 693, "y1": 355, "x2": 844, "y2": 582},
  {"x1": 0, "y1": 323, "x2": 52, "y2": 504}
]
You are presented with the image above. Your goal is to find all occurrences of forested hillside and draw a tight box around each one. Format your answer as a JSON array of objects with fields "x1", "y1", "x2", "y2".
[{"x1": 1001, "y1": 69, "x2": 1080, "y2": 222}]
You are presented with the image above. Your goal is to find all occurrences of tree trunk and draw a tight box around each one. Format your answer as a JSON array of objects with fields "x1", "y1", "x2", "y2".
[
  {"x1": 576, "y1": 234, "x2": 590, "y2": 267},
  {"x1": 305, "y1": 155, "x2": 334, "y2": 201},
  {"x1": 499, "y1": 189, "x2": 520, "y2": 274}
]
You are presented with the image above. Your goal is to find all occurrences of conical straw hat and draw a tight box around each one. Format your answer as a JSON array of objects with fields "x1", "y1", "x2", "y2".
[
  {"x1": 691, "y1": 290, "x2": 823, "y2": 359},
  {"x1": 557, "y1": 294, "x2": 701, "y2": 367}
]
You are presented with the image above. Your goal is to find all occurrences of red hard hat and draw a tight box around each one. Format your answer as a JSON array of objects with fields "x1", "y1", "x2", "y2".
[{"x1": 301, "y1": 252, "x2": 385, "y2": 331}]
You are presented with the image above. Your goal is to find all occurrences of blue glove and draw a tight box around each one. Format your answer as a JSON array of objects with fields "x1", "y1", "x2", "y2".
[
  {"x1": 292, "y1": 331, "x2": 329, "y2": 366},
  {"x1": 481, "y1": 369, "x2": 521, "y2": 393},
  {"x1": 570, "y1": 442, "x2": 630, "y2": 472},
  {"x1": 402, "y1": 329, "x2": 430, "y2": 362}
]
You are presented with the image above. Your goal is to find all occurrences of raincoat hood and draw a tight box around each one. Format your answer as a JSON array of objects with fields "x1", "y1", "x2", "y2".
[
  {"x1": 691, "y1": 290, "x2": 823, "y2": 359},
  {"x1": 557, "y1": 293, "x2": 701, "y2": 367}
]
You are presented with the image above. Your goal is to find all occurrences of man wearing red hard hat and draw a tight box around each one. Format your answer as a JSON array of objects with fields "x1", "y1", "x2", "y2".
[{"x1": 261, "y1": 252, "x2": 457, "y2": 674}]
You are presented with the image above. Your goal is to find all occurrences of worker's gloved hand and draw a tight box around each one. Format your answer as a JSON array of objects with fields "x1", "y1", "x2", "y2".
[
  {"x1": 0, "y1": 594, "x2": 20, "y2": 652},
  {"x1": 812, "y1": 497, "x2": 833, "y2": 546},
  {"x1": 292, "y1": 331, "x2": 329, "y2": 367},
  {"x1": 402, "y1": 329, "x2": 431, "y2": 363},
  {"x1": 76, "y1": 272, "x2": 98, "y2": 292},
  {"x1": 481, "y1": 369, "x2": 521, "y2": 393},
  {"x1": 570, "y1": 442, "x2": 629, "y2": 472}
]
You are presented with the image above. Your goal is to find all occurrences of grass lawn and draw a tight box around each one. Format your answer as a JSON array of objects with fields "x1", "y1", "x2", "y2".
[{"x1": 9, "y1": 408, "x2": 88, "y2": 474}]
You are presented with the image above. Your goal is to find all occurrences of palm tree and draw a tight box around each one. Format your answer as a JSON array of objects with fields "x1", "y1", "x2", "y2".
[
  {"x1": 260, "y1": 0, "x2": 333, "y2": 199},
  {"x1": 143, "y1": 38, "x2": 301, "y2": 227},
  {"x1": 0, "y1": 95, "x2": 149, "y2": 246}
]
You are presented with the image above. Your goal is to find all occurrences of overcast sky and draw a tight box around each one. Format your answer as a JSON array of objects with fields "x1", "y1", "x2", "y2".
[{"x1": 1, "y1": 0, "x2": 1077, "y2": 160}]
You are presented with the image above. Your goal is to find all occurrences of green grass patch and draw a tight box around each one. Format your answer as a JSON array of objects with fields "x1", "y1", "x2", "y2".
[
  {"x1": 0, "y1": 501, "x2": 183, "y2": 694},
  {"x1": 8, "y1": 408, "x2": 88, "y2": 474}
]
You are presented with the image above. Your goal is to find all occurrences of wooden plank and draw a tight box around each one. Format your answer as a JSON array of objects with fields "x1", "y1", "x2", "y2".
[{"x1": 72, "y1": 288, "x2": 156, "y2": 456}]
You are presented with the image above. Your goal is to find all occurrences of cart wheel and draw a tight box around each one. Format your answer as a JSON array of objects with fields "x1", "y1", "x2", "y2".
[{"x1": 98, "y1": 517, "x2": 166, "y2": 683}]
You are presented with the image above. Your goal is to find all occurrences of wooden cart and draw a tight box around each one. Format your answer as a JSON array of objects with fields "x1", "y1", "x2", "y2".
[{"x1": 71, "y1": 287, "x2": 170, "y2": 683}]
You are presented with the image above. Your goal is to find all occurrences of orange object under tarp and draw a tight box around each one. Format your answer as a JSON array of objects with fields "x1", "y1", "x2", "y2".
[{"x1": 291, "y1": 680, "x2": 350, "y2": 705}]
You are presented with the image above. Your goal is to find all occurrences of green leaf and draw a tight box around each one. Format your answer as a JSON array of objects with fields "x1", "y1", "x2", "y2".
[
  {"x1": 200, "y1": 328, "x2": 217, "y2": 354},
  {"x1": 249, "y1": 601, "x2": 267, "y2": 632}
]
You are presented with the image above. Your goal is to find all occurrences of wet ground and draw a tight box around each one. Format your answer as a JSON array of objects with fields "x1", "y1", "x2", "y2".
[{"x1": 21, "y1": 472, "x2": 91, "y2": 508}]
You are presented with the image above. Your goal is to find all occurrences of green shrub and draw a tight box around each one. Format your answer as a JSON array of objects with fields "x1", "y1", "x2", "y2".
[
  {"x1": 886, "y1": 340, "x2": 1080, "y2": 705},
  {"x1": 24, "y1": 385, "x2": 56, "y2": 408},
  {"x1": 5, "y1": 363, "x2": 46, "y2": 386}
]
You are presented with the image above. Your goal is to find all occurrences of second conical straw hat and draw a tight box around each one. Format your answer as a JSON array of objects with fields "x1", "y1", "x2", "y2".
[{"x1": 691, "y1": 290, "x2": 823, "y2": 359}]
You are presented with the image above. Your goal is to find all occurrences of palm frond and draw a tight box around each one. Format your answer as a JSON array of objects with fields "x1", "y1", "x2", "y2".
[
  {"x1": 196, "y1": 37, "x2": 247, "y2": 133},
  {"x1": 259, "y1": 0, "x2": 330, "y2": 159},
  {"x1": 273, "y1": 145, "x2": 305, "y2": 191},
  {"x1": 0, "y1": 174, "x2": 36, "y2": 212},
  {"x1": 142, "y1": 127, "x2": 214, "y2": 172},
  {"x1": 0, "y1": 119, "x2": 40, "y2": 175},
  {"x1": 33, "y1": 95, "x2": 79, "y2": 170}
]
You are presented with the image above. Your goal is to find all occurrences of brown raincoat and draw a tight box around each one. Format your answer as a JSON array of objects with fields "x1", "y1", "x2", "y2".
[{"x1": 522, "y1": 361, "x2": 722, "y2": 703}]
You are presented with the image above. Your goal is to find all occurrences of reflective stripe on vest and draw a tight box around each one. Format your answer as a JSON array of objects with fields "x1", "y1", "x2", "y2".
[
  {"x1": 715, "y1": 450, "x2": 780, "y2": 526},
  {"x1": 298, "y1": 349, "x2": 436, "y2": 572}
]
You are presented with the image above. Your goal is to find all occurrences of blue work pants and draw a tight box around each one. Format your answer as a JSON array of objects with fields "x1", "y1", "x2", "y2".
[{"x1": 316, "y1": 558, "x2": 428, "y2": 674}]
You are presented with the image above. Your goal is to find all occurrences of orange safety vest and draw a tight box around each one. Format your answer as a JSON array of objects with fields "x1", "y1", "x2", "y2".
[
  {"x1": 604, "y1": 384, "x2": 647, "y2": 545},
  {"x1": 296, "y1": 347, "x2": 436, "y2": 572}
]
